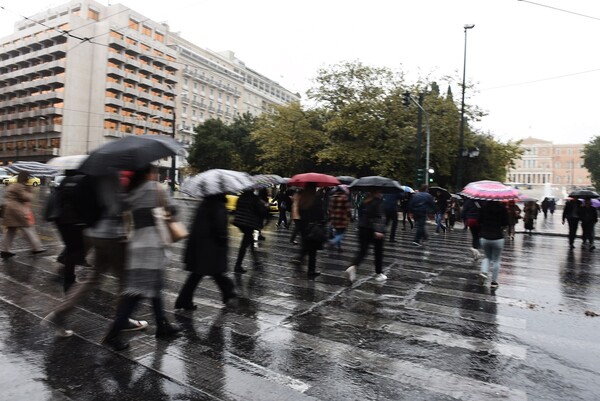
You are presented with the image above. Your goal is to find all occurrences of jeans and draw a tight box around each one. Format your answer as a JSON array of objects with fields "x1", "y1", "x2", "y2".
[
  {"x1": 413, "y1": 213, "x2": 428, "y2": 243},
  {"x1": 330, "y1": 227, "x2": 346, "y2": 249},
  {"x1": 480, "y1": 238, "x2": 504, "y2": 283},
  {"x1": 435, "y1": 212, "x2": 446, "y2": 233}
]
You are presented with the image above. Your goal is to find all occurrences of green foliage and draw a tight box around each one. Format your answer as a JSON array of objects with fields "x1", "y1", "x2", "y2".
[{"x1": 583, "y1": 136, "x2": 600, "y2": 190}]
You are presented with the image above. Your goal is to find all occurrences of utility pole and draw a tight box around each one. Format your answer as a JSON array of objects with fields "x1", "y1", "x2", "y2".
[{"x1": 414, "y1": 93, "x2": 424, "y2": 188}]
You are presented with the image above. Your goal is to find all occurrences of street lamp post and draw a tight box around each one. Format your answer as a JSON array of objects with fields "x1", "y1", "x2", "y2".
[
  {"x1": 456, "y1": 24, "x2": 475, "y2": 191},
  {"x1": 169, "y1": 107, "x2": 177, "y2": 193},
  {"x1": 404, "y1": 92, "x2": 432, "y2": 186}
]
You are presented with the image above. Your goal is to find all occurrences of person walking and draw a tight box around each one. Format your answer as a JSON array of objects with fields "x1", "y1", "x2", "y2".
[
  {"x1": 399, "y1": 192, "x2": 413, "y2": 230},
  {"x1": 562, "y1": 198, "x2": 581, "y2": 249},
  {"x1": 578, "y1": 199, "x2": 598, "y2": 250},
  {"x1": 327, "y1": 186, "x2": 352, "y2": 252},
  {"x1": 446, "y1": 199, "x2": 461, "y2": 230},
  {"x1": 0, "y1": 171, "x2": 45, "y2": 259},
  {"x1": 408, "y1": 184, "x2": 435, "y2": 246},
  {"x1": 232, "y1": 189, "x2": 269, "y2": 273},
  {"x1": 289, "y1": 188, "x2": 301, "y2": 245},
  {"x1": 523, "y1": 201, "x2": 539, "y2": 235},
  {"x1": 478, "y1": 200, "x2": 509, "y2": 289},
  {"x1": 103, "y1": 165, "x2": 181, "y2": 350},
  {"x1": 42, "y1": 172, "x2": 148, "y2": 338},
  {"x1": 383, "y1": 192, "x2": 401, "y2": 242},
  {"x1": 433, "y1": 191, "x2": 447, "y2": 234},
  {"x1": 293, "y1": 182, "x2": 326, "y2": 279},
  {"x1": 175, "y1": 192, "x2": 237, "y2": 309},
  {"x1": 345, "y1": 188, "x2": 387, "y2": 283},
  {"x1": 505, "y1": 199, "x2": 522, "y2": 240},
  {"x1": 541, "y1": 198, "x2": 550, "y2": 219},
  {"x1": 462, "y1": 198, "x2": 483, "y2": 259},
  {"x1": 272, "y1": 185, "x2": 291, "y2": 229}
]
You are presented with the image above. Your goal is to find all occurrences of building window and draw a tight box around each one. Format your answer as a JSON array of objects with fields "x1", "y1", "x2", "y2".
[
  {"x1": 154, "y1": 32, "x2": 164, "y2": 42},
  {"x1": 88, "y1": 9, "x2": 100, "y2": 21},
  {"x1": 129, "y1": 19, "x2": 139, "y2": 30},
  {"x1": 142, "y1": 26, "x2": 152, "y2": 36}
]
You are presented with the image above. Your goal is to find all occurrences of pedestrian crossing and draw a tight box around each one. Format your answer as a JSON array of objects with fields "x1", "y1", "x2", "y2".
[{"x1": 0, "y1": 203, "x2": 599, "y2": 400}]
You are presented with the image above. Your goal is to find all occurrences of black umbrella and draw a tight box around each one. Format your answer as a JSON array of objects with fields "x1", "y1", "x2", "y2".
[
  {"x1": 336, "y1": 175, "x2": 357, "y2": 185},
  {"x1": 568, "y1": 189, "x2": 599, "y2": 199},
  {"x1": 78, "y1": 135, "x2": 184, "y2": 175},
  {"x1": 348, "y1": 176, "x2": 403, "y2": 193},
  {"x1": 429, "y1": 186, "x2": 451, "y2": 200}
]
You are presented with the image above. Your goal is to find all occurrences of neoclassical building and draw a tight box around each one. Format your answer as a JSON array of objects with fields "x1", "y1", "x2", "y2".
[{"x1": 506, "y1": 136, "x2": 592, "y2": 189}]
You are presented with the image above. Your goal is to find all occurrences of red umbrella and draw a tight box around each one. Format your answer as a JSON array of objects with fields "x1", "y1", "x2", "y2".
[
  {"x1": 460, "y1": 180, "x2": 519, "y2": 201},
  {"x1": 288, "y1": 172, "x2": 340, "y2": 187}
]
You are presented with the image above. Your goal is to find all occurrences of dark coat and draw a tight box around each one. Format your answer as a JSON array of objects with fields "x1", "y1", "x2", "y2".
[
  {"x1": 184, "y1": 194, "x2": 228, "y2": 275},
  {"x1": 358, "y1": 195, "x2": 386, "y2": 233},
  {"x1": 233, "y1": 191, "x2": 268, "y2": 230},
  {"x1": 480, "y1": 201, "x2": 508, "y2": 240}
]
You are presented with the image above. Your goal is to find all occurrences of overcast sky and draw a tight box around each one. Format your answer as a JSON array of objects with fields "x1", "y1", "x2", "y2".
[{"x1": 2, "y1": 0, "x2": 599, "y2": 145}]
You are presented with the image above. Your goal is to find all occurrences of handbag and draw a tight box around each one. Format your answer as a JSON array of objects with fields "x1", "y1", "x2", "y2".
[{"x1": 153, "y1": 184, "x2": 189, "y2": 245}]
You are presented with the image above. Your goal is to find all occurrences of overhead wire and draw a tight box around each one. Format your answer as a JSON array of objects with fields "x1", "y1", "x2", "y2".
[
  {"x1": 481, "y1": 68, "x2": 600, "y2": 91},
  {"x1": 518, "y1": 0, "x2": 600, "y2": 22}
]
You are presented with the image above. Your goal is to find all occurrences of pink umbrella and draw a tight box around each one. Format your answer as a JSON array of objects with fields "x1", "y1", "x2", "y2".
[
  {"x1": 288, "y1": 172, "x2": 340, "y2": 187},
  {"x1": 460, "y1": 180, "x2": 520, "y2": 201}
]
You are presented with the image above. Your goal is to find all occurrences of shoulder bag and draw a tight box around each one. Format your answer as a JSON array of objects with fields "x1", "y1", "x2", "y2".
[{"x1": 152, "y1": 185, "x2": 189, "y2": 244}]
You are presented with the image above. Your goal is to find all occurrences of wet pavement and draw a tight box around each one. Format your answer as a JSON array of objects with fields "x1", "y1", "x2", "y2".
[{"x1": 0, "y1": 189, "x2": 599, "y2": 400}]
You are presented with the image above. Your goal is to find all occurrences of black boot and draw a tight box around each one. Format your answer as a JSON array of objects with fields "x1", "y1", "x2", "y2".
[
  {"x1": 155, "y1": 319, "x2": 181, "y2": 338},
  {"x1": 102, "y1": 333, "x2": 129, "y2": 351}
]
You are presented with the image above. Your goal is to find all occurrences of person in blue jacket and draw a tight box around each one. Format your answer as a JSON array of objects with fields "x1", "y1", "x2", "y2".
[{"x1": 408, "y1": 184, "x2": 436, "y2": 246}]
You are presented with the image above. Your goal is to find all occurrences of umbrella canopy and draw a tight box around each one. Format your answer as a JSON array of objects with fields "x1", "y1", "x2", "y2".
[
  {"x1": 348, "y1": 176, "x2": 403, "y2": 193},
  {"x1": 579, "y1": 198, "x2": 600, "y2": 208},
  {"x1": 288, "y1": 172, "x2": 340, "y2": 187},
  {"x1": 460, "y1": 180, "x2": 519, "y2": 201},
  {"x1": 428, "y1": 186, "x2": 451, "y2": 200},
  {"x1": 180, "y1": 169, "x2": 253, "y2": 199},
  {"x1": 78, "y1": 135, "x2": 184, "y2": 175},
  {"x1": 47, "y1": 155, "x2": 88, "y2": 171},
  {"x1": 336, "y1": 175, "x2": 357, "y2": 185},
  {"x1": 5, "y1": 161, "x2": 59, "y2": 177},
  {"x1": 518, "y1": 195, "x2": 538, "y2": 203},
  {"x1": 248, "y1": 174, "x2": 284, "y2": 190},
  {"x1": 450, "y1": 193, "x2": 463, "y2": 200},
  {"x1": 401, "y1": 185, "x2": 415, "y2": 193},
  {"x1": 569, "y1": 189, "x2": 599, "y2": 199}
]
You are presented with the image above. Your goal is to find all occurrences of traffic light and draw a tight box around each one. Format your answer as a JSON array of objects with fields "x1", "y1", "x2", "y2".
[
  {"x1": 402, "y1": 91, "x2": 411, "y2": 107},
  {"x1": 416, "y1": 168, "x2": 424, "y2": 184}
]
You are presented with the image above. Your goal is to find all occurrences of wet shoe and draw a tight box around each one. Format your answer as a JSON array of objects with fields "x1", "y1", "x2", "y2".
[
  {"x1": 490, "y1": 281, "x2": 499, "y2": 289},
  {"x1": 478, "y1": 272, "x2": 487, "y2": 285},
  {"x1": 374, "y1": 273, "x2": 387, "y2": 282},
  {"x1": 345, "y1": 265, "x2": 357, "y2": 283},
  {"x1": 222, "y1": 292, "x2": 238, "y2": 305},
  {"x1": 1, "y1": 251, "x2": 16, "y2": 259},
  {"x1": 470, "y1": 248, "x2": 482, "y2": 260},
  {"x1": 412, "y1": 241, "x2": 422, "y2": 247},
  {"x1": 590, "y1": 245, "x2": 596, "y2": 250},
  {"x1": 121, "y1": 319, "x2": 149, "y2": 332},
  {"x1": 174, "y1": 300, "x2": 197, "y2": 310},
  {"x1": 103, "y1": 335, "x2": 129, "y2": 351},
  {"x1": 31, "y1": 249, "x2": 47, "y2": 255},
  {"x1": 258, "y1": 235, "x2": 266, "y2": 241},
  {"x1": 41, "y1": 312, "x2": 73, "y2": 338},
  {"x1": 307, "y1": 271, "x2": 321, "y2": 279},
  {"x1": 156, "y1": 319, "x2": 182, "y2": 338},
  {"x1": 234, "y1": 266, "x2": 247, "y2": 274}
]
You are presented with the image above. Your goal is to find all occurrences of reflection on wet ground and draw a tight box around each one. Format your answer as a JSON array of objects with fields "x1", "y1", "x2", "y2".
[{"x1": 0, "y1": 192, "x2": 599, "y2": 400}]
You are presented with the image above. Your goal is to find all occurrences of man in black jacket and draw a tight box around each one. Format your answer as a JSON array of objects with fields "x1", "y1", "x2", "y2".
[{"x1": 232, "y1": 190, "x2": 269, "y2": 273}]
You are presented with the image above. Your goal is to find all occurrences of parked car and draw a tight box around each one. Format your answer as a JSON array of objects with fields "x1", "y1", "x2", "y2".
[
  {"x1": 48, "y1": 175, "x2": 66, "y2": 192},
  {"x1": 3, "y1": 175, "x2": 41, "y2": 186},
  {"x1": 0, "y1": 168, "x2": 11, "y2": 182}
]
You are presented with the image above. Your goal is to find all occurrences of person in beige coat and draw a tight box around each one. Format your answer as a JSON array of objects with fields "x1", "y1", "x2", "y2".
[{"x1": 1, "y1": 171, "x2": 45, "y2": 258}]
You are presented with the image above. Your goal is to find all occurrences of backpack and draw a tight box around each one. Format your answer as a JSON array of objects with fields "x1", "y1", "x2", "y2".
[
  {"x1": 465, "y1": 201, "x2": 482, "y2": 228},
  {"x1": 50, "y1": 175, "x2": 105, "y2": 227}
]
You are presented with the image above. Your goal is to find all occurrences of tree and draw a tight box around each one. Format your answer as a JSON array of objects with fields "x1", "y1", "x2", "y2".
[
  {"x1": 186, "y1": 119, "x2": 236, "y2": 172},
  {"x1": 251, "y1": 102, "x2": 326, "y2": 176},
  {"x1": 225, "y1": 113, "x2": 261, "y2": 173},
  {"x1": 583, "y1": 135, "x2": 600, "y2": 190}
]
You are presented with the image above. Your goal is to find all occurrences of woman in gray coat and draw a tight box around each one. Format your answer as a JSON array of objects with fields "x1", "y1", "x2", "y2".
[
  {"x1": 103, "y1": 165, "x2": 180, "y2": 350},
  {"x1": 1, "y1": 171, "x2": 45, "y2": 258},
  {"x1": 175, "y1": 193, "x2": 236, "y2": 309}
]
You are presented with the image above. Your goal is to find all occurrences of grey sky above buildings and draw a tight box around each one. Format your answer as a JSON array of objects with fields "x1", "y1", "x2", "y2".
[{"x1": 2, "y1": 0, "x2": 599, "y2": 145}]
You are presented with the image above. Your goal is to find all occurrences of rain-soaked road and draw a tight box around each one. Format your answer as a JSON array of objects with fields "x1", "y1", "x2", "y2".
[{"x1": 0, "y1": 189, "x2": 599, "y2": 401}]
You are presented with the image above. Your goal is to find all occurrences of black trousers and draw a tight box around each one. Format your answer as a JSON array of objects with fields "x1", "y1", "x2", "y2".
[
  {"x1": 235, "y1": 227, "x2": 259, "y2": 268},
  {"x1": 106, "y1": 294, "x2": 165, "y2": 339},
  {"x1": 56, "y1": 224, "x2": 86, "y2": 293},
  {"x1": 176, "y1": 272, "x2": 235, "y2": 305},
  {"x1": 469, "y1": 225, "x2": 481, "y2": 249},
  {"x1": 353, "y1": 227, "x2": 383, "y2": 274},
  {"x1": 385, "y1": 209, "x2": 398, "y2": 240},
  {"x1": 567, "y1": 218, "x2": 580, "y2": 245}
]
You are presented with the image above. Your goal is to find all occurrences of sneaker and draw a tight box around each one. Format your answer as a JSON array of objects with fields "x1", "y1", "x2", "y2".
[
  {"x1": 470, "y1": 248, "x2": 481, "y2": 259},
  {"x1": 478, "y1": 272, "x2": 487, "y2": 285},
  {"x1": 1, "y1": 251, "x2": 16, "y2": 259},
  {"x1": 374, "y1": 273, "x2": 387, "y2": 282},
  {"x1": 31, "y1": 249, "x2": 47, "y2": 255},
  {"x1": 121, "y1": 319, "x2": 149, "y2": 332},
  {"x1": 490, "y1": 281, "x2": 499, "y2": 289},
  {"x1": 102, "y1": 335, "x2": 129, "y2": 351},
  {"x1": 345, "y1": 265, "x2": 357, "y2": 283},
  {"x1": 41, "y1": 312, "x2": 73, "y2": 338},
  {"x1": 412, "y1": 241, "x2": 422, "y2": 247}
]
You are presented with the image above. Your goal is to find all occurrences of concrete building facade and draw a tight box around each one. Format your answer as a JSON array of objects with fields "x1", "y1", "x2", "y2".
[{"x1": 0, "y1": 0, "x2": 300, "y2": 175}]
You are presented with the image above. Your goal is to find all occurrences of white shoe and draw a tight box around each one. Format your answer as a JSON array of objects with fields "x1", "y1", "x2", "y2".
[
  {"x1": 374, "y1": 273, "x2": 387, "y2": 282},
  {"x1": 41, "y1": 312, "x2": 74, "y2": 338},
  {"x1": 345, "y1": 265, "x2": 357, "y2": 283},
  {"x1": 470, "y1": 248, "x2": 481, "y2": 259},
  {"x1": 478, "y1": 272, "x2": 487, "y2": 285}
]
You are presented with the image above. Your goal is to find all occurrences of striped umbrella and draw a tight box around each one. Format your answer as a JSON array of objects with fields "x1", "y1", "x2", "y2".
[
  {"x1": 5, "y1": 161, "x2": 59, "y2": 177},
  {"x1": 248, "y1": 174, "x2": 284, "y2": 189},
  {"x1": 180, "y1": 169, "x2": 253, "y2": 199},
  {"x1": 47, "y1": 155, "x2": 88, "y2": 171},
  {"x1": 460, "y1": 180, "x2": 519, "y2": 201}
]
